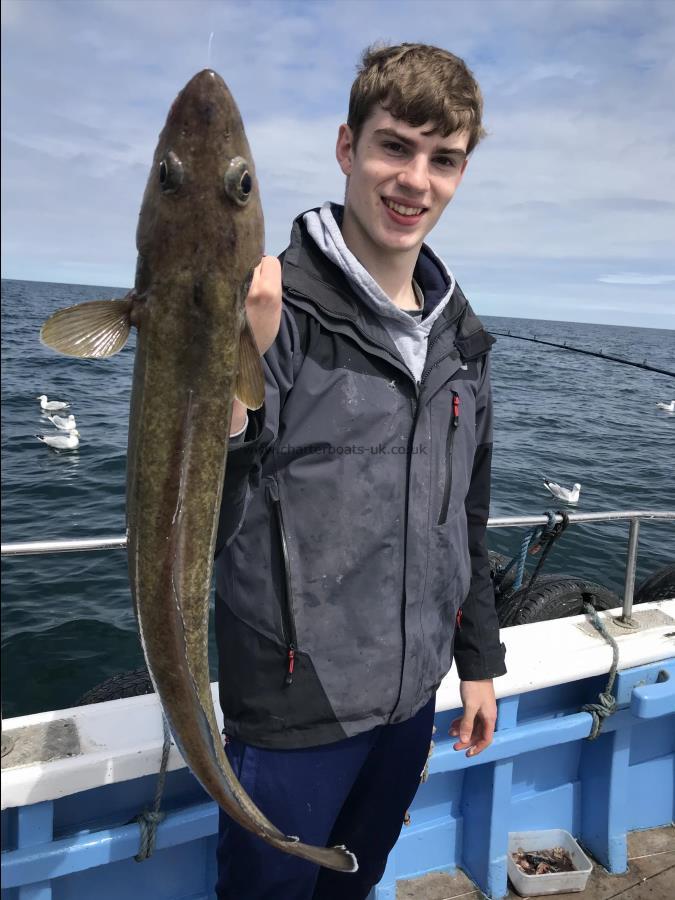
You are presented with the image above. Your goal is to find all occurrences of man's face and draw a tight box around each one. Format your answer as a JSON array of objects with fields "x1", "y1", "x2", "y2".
[{"x1": 336, "y1": 105, "x2": 470, "y2": 257}]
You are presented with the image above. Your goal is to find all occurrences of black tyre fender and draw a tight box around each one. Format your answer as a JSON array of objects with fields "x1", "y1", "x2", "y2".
[
  {"x1": 634, "y1": 564, "x2": 675, "y2": 604},
  {"x1": 489, "y1": 550, "x2": 517, "y2": 598},
  {"x1": 77, "y1": 668, "x2": 154, "y2": 705},
  {"x1": 497, "y1": 574, "x2": 621, "y2": 627}
]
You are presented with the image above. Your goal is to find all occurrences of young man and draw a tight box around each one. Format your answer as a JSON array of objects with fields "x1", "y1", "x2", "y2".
[{"x1": 214, "y1": 43, "x2": 506, "y2": 899}]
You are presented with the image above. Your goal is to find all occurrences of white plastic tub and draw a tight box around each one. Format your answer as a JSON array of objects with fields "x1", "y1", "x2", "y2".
[{"x1": 507, "y1": 829, "x2": 593, "y2": 896}]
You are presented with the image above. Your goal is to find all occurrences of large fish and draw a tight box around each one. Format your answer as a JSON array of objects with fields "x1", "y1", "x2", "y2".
[{"x1": 40, "y1": 69, "x2": 357, "y2": 873}]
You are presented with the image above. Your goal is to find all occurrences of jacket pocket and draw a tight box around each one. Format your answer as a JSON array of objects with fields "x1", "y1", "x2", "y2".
[
  {"x1": 437, "y1": 390, "x2": 460, "y2": 526},
  {"x1": 267, "y1": 479, "x2": 299, "y2": 685}
]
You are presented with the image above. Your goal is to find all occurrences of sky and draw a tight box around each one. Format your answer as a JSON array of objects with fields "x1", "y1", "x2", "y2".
[{"x1": 2, "y1": 0, "x2": 674, "y2": 328}]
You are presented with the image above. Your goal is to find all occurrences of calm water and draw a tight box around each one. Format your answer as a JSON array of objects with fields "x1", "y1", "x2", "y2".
[{"x1": 2, "y1": 278, "x2": 674, "y2": 718}]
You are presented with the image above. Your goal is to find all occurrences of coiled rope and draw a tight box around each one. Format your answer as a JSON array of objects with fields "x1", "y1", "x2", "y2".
[
  {"x1": 525, "y1": 511, "x2": 570, "y2": 593},
  {"x1": 499, "y1": 510, "x2": 569, "y2": 593},
  {"x1": 133, "y1": 713, "x2": 172, "y2": 861},
  {"x1": 580, "y1": 602, "x2": 620, "y2": 740}
]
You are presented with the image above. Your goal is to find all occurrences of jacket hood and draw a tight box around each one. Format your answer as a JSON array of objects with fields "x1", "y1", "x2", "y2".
[{"x1": 282, "y1": 205, "x2": 495, "y2": 362}]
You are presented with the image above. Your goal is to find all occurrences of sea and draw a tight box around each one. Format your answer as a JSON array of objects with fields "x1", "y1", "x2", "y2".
[{"x1": 2, "y1": 278, "x2": 674, "y2": 719}]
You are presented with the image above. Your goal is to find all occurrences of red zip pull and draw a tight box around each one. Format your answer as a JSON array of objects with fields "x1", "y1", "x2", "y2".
[
  {"x1": 285, "y1": 646, "x2": 296, "y2": 685},
  {"x1": 452, "y1": 393, "x2": 460, "y2": 426},
  {"x1": 456, "y1": 608, "x2": 463, "y2": 629}
]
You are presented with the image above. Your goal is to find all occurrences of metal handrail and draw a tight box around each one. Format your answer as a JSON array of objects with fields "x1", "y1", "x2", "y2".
[
  {"x1": 2, "y1": 510, "x2": 674, "y2": 624},
  {"x1": 1, "y1": 536, "x2": 127, "y2": 555}
]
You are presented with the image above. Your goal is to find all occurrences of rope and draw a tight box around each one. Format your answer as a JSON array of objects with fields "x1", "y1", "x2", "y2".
[
  {"x1": 133, "y1": 714, "x2": 172, "y2": 861},
  {"x1": 525, "y1": 511, "x2": 570, "y2": 592},
  {"x1": 420, "y1": 728, "x2": 436, "y2": 783},
  {"x1": 509, "y1": 510, "x2": 567, "y2": 593},
  {"x1": 581, "y1": 602, "x2": 620, "y2": 740},
  {"x1": 511, "y1": 528, "x2": 537, "y2": 591}
]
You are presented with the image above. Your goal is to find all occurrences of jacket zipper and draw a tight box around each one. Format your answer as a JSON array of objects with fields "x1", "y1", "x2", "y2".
[
  {"x1": 267, "y1": 480, "x2": 298, "y2": 685},
  {"x1": 437, "y1": 391, "x2": 460, "y2": 525}
]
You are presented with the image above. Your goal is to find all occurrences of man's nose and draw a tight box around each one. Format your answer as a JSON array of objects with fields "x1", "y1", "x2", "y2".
[{"x1": 396, "y1": 155, "x2": 430, "y2": 193}]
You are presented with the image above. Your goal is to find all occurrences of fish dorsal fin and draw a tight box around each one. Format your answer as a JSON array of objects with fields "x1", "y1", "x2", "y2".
[
  {"x1": 235, "y1": 319, "x2": 265, "y2": 410},
  {"x1": 40, "y1": 298, "x2": 133, "y2": 358}
]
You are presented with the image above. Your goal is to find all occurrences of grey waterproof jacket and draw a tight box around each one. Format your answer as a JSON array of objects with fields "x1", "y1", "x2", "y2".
[{"x1": 215, "y1": 210, "x2": 506, "y2": 749}]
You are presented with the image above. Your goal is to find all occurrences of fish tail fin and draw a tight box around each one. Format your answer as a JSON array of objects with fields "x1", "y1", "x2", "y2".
[
  {"x1": 41, "y1": 297, "x2": 134, "y2": 358},
  {"x1": 278, "y1": 837, "x2": 359, "y2": 872},
  {"x1": 235, "y1": 319, "x2": 265, "y2": 410}
]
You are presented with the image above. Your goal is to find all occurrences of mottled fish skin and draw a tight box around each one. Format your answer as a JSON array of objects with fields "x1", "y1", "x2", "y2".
[
  {"x1": 123, "y1": 72, "x2": 356, "y2": 871},
  {"x1": 38, "y1": 69, "x2": 356, "y2": 873}
]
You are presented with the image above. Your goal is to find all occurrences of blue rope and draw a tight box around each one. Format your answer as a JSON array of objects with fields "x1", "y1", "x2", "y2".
[
  {"x1": 581, "y1": 603, "x2": 620, "y2": 740},
  {"x1": 512, "y1": 528, "x2": 536, "y2": 591},
  {"x1": 133, "y1": 714, "x2": 172, "y2": 861},
  {"x1": 511, "y1": 511, "x2": 558, "y2": 591}
]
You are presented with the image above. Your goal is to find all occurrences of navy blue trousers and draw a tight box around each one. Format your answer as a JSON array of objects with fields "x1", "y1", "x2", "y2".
[{"x1": 215, "y1": 695, "x2": 436, "y2": 900}]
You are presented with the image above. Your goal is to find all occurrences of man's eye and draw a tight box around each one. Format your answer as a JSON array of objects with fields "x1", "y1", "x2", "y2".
[
  {"x1": 383, "y1": 141, "x2": 405, "y2": 154},
  {"x1": 436, "y1": 155, "x2": 465, "y2": 170}
]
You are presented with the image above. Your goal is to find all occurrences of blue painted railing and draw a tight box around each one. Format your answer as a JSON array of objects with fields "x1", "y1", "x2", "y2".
[{"x1": 2, "y1": 658, "x2": 673, "y2": 900}]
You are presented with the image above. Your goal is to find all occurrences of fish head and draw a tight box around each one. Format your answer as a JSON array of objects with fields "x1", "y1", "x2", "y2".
[{"x1": 135, "y1": 69, "x2": 264, "y2": 313}]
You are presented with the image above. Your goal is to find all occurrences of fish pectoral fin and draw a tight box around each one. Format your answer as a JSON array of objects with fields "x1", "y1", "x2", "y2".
[
  {"x1": 235, "y1": 319, "x2": 265, "y2": 410},
  {"x1": 40, "y1": 298, "x2": 133, "y2": 358}
]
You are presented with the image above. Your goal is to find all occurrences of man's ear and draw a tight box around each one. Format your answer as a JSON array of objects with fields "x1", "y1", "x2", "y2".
[{"x1": 336, "y1": 124, "x2": 354, "y2": 176}]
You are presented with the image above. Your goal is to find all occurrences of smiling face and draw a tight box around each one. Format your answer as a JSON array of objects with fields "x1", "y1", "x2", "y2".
[{"x1": 336, "y1": 105, "x2": 469, "y2": 263}]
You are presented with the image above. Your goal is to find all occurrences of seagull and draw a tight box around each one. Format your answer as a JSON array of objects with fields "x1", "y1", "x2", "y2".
[
  {"x1": 656, "y1": 400, "x2": 675, "y2": 412},
  {"x1": 36, "y1": 430, "x2": 80, "y2": 451},
  {"x1": 543, "y1": 478, "x2": 581, "y2": 504},
  {"x1": 47, "y1": 413, "x2": 77, "y2": 431},
  {"x1": 37, "y1": 394, "x2": 70, "y2": 411}
]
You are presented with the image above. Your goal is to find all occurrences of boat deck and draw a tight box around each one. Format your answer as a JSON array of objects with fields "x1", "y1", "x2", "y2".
[{"x1": 398, "y1": 825, "x2": 675, "y2": 900}]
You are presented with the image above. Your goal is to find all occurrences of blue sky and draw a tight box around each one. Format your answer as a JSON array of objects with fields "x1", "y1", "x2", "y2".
[{"x1": 2, "y1": 0, "x2": 674, "y2": 328}]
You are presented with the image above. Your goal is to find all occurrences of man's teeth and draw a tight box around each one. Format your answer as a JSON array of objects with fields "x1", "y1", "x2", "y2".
[{"x1": 384, "y1": 199, "x2": 423, "y2": 216}]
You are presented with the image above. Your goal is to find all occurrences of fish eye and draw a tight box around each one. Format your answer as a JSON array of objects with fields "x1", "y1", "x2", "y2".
[
  {"x1": 159, "y1": 151, "x2": 184, "y2": 193},
  {"x1": 224, "y1": 157, "x2": 253, "y2": 206}
]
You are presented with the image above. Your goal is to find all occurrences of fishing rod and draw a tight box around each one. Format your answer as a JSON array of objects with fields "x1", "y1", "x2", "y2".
[{"x1": 488, "y1": 331, "x2": 675, "y2": 378}]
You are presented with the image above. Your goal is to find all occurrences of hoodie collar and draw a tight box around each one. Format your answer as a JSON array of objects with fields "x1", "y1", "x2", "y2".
[{"x1": 282, "y1": 205, "x2": 495, "y2": 357}]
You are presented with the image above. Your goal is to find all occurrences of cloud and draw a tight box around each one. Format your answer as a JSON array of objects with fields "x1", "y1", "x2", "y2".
[
  {"x1": 597, "y1": 273, "x2": 675, "y2": 286},
  {"x1": 2, "y1": 0, "x2": 675, "y2": 327}
]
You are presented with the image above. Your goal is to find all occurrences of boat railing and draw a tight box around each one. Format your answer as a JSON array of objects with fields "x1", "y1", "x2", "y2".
[{"x1": 2, "y1": 509, "x2": 674, "y2": 624}]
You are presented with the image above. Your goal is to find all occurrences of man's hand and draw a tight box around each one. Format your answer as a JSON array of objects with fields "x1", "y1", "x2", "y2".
[
  {"x1": 449, "y1": 679, "x2": 497, "y2": 757},
  {"x1": 230, "y1": 256, "x2": 282, "y2": 435},
  {"x1": 245, "y1": 255, "x2": 282, "y2": 356}
]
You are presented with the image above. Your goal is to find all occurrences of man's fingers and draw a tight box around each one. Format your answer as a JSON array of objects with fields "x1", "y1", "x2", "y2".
[
  {"x1": 451, "y1": 710, "x2": 497, "y2": 755},
  {"x1": 249, "y1": 260, "x2": 261, "y2": 290},
  {"x1": 243, "y1": 255, "x2": 282, "y2": 356},
  {"x1": 451, "y1": 710, "x2": 476, "y2": 750},
  {"x1": 246, "y1": 256, "x2": 281, "y2": 304},
  {"x1": 460, "y1": 708, "x2": 476, "y2": 743},
  {"x1": 259, "y1": 254, "x2": 281, "y2": 280},
  {"x1": 466, "y1": 716, "x2": 496, "y2": 756}
]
